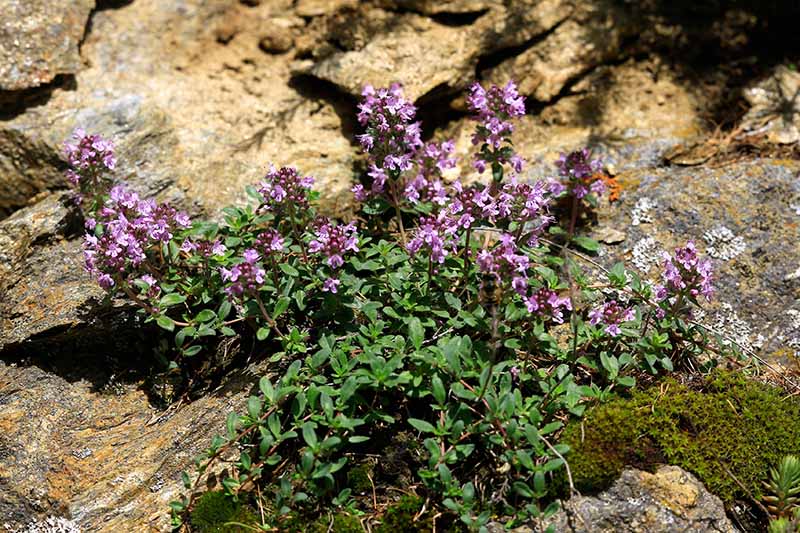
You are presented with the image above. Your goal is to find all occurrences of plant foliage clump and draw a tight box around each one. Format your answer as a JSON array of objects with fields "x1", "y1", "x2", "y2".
[{"x1": 64, "y1": 80, "x2": 735, "y2": 531}]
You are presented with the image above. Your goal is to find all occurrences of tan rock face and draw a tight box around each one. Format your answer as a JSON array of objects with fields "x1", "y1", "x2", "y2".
[
  {"x1": 302, "y1": 0, "x2": 574, "y2": 101},
  {"x1": 742, "y1": 66, "x2": 800, "y2": 144},
  {"x1": 0, "y1": 359, "x2": 266, "y2": 531},
  {"x1": 485, "y1": 2, "x2": 635, "y2": 102},
  {"x1": 0, "y1": 0, "x2": 95, "y2": 91}
]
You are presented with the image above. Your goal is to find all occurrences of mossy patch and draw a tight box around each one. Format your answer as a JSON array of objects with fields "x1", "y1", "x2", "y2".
[
  {"x1": 189, "y1": 491, "x2": 261, "y2": 532},
  {"x1": 308, "y1": 512, "x2": 363, "y2": 532},
  {"x1": 375, "y1": 495, "x2": 431, "y2": 533},
  {"x1": 562, "y1": 371, "x2": 800, "y2": 504},
  {"x1": 347, "y1": 463, "x2": 374, "y2": 494}
]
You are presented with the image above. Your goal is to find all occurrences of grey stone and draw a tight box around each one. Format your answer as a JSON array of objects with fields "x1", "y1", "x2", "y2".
[
  {"x1": 532, "y1": 466, "x2": 737, "y2": 533},
  {"x1": 0, "y1": 0, "x2": 95, "y2": 91}
]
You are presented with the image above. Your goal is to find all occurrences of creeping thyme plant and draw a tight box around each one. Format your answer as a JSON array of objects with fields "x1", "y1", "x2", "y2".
[{"x1": 66, "y1": 80, "x2": 727, "y2": 531}]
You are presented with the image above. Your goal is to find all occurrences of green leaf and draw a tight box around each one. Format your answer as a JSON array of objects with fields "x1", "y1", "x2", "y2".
[
  {"x1": 293, "y1": 290, "x2": 307, "y2": 311},
  {"x1": 256, "y1": 327, "x2": 270, "y2": 341},
  {"x1": 195, "y1": 309, "x2": 216, "y2": 323},
  {"x1": 431, "y1": 375, "x2": 447, "y2": 405},
  {"x1": 226, "y1": 412, "x2": 239, "y2": 439},
  {"x1": 349, "y1": 436, "x2": 370, "y2": 444},
  {"x1": 513, "y1": 481, "x2": 534, "y2": 498},
  {"x1": 444, "y1": 292, "x2": 462, "y2": 310},
  {"x1": 302, "y1": 422, "x2": 318, "y2": 449},
  {"x1": 279, "y1": 263, "x2": 299, "y2": 277},
  {"x1": 240, "y1": 450, "x2": 252, "y2": 471},
  {"x1": 407, "y1": 317, "x2": 424, "y2": 351},
  {"x1": 273, "y1": 296, "x2": 291, "y2": 318},
  {"x1": 247, "y1": 396, "x2": 261, "y2": 419},
  {"x1": 259, "y1": 377, "x2": 275, "y2": 402},
  {"x1": 218, "y1": 299, "x2": 232, "y2": 320},
  {"x1": 617, "y1": 375, "x2": 636, "y2": 387},
  {"x1": 183, "y1": 345, "x2": 202, "y2": 357},
  {"x1": 159, "y1": 293, "x2": 186, "y2": 308},
  {"x1": 408, "y1": 418, "x2": 436, "y2": 433},
  {"x1": 572, "y1": 235, "x2": 600, "y2": 253},
  {"x1": 156, "y1": 315, "x2": 175, "y2": 332}
]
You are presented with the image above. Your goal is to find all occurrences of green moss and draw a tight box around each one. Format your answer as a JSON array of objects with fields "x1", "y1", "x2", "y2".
[
  {"x1": 563, "y1": 371, "x2": 800, "y2": 504},
  {"x1": 347, "y1": 464, "x2": 374, "y2": 494},
  {"x1": 375, "y1": 495, "x2": 431, "y2": 533},
  {"x1": 308, "y1": 512, "x2": 363, "y2": 532},
  {"x1": 189, "y1": 491, "x2": 261, "y2": 532}
]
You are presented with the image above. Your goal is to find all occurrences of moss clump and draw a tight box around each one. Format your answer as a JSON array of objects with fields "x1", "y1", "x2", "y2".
[
  {"x1": 375, "y1": 495, "x2": 431, "y2": 533},
  {"x1": 347, "y1": 463, "x2": 374, "y2": 494},
  {"x1": 189, "y1": 491, "x2": 261, "y2": 532},
  {"x1": 307, "y1": 512, "x2": 363, "y2": 532},
  {"x1": 563, "y1": 371, "x2": 800, "y2": 504}
]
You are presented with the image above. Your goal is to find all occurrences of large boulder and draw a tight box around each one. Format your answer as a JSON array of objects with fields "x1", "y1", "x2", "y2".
[
  {"x1": 0, "y1": 358, "x2": 268, "y2": 531},
  {"x1": 301, "y1": 0, "x2": 574, "y2": 101},
  {"x1": 0, "y1": 0, "x2": 95, "y2": 91}
]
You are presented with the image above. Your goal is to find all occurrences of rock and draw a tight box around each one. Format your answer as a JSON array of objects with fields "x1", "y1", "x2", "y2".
[
  {"x1": 741, "y1": 65, "x2": 800, "y2": 144},
  {"x1": 595, "y1": 159, "x2": 800, "y2": 362},
  {"x1": 484, "y1": 3, "x2": 635, "y2": 102},
  {"x1": 0, "y1": 358, "x2": 268, "y2": 531},
  {"x1": 259, "y1": 24, "x2": 294, "y2": 53},
  {"x1": 304, "y1": 9, "x2": 486, "y2": 101},
  {"x1": 302, "y1": 0, "x2": 573, "y2": 101},
  {"x1": 295, "y1": 0, "x2": 358, "y2": 17},
  {"x1": 381, "y1": 0, "x2": 496, "y2": 14},
  {"x1": 515, "y1": 466, "x2": 737, "y2": 532},
  {"x1": 0, "y1": 0, "x2": 95, "y2": 91}
]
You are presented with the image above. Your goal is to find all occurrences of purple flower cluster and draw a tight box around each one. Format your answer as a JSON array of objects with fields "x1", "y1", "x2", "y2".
[
  {"x1": 83, "y1": 185, "x2": 191, "y2": 290},
  {"x1": 357, "y1": 84, "x2": 422, "y2": 182},
  {"x1": 524, "y1": 287, "x2": 572, "y2": 324},
  {"x1": 589, "y1": 300, "x2": 636, "y2": 336},
  {"x1": 657, "y1": 241, "x2": 714, "y2": 302},
  {"x1": 254, "y1": 229, "x2": 285, "y2": 256},
  {"x1": 474, "y1": 233, "x2": 570, "y2": 322},
  {"x1": 308, "y1": 218, "x2": 359, "y2": 293},
  {"x1": 220, "y1": 249, "x2": 266, "y2": 297},
  {"x1": 552, "y1": 148, "x2": 604, "y2": 199},
  {"x1": 180, "y1": 238, "x2": 227, "y2": 257},
  {"x1": 466, "y1": 81, "x2": 526, "y2": 174},
  {"x1": 446, "y1": 178, "x2": 553, "y2": 244},
  {"x1": 137, "y1": 274, "x2": 161, "y2": 299},
  {"x1": 402, "y1": 140, "x2": 457, "y2": 205},
  {"x1": 406, "y1": 212, "x2": 458, "y2": 264},
  {"x1": 258, "y1": 166, "x2": 315, "y2": 214},
  {"x1": 63, "y1": 129, "x2": 117, "y2": 187}
]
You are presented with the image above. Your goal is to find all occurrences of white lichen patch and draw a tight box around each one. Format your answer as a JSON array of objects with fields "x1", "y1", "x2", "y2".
[
  {"x1": 631, "y1": 236, "x2": 662, "y2": 273},
  {"x1": 711, "y1": 303, "x2": 765, "y2": 352},
  {"x1": 7, "y1": 517, "x2": 81, "y2": 533},
  {"x1": 631, "y1": 197, "x2": 657, "y2": 226},
  {"x1": 148, "y1": 472, "x2": 165, "y2": 493},
  {"x1": 788, "y1": 309, "x2": 800, "y2": 331},
  {"x1": 702, "y1": 226, "x2": 745, "y2": 261},
  {"x1": 71, "y1": 448, "x2": 92, "y2": 460}
]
